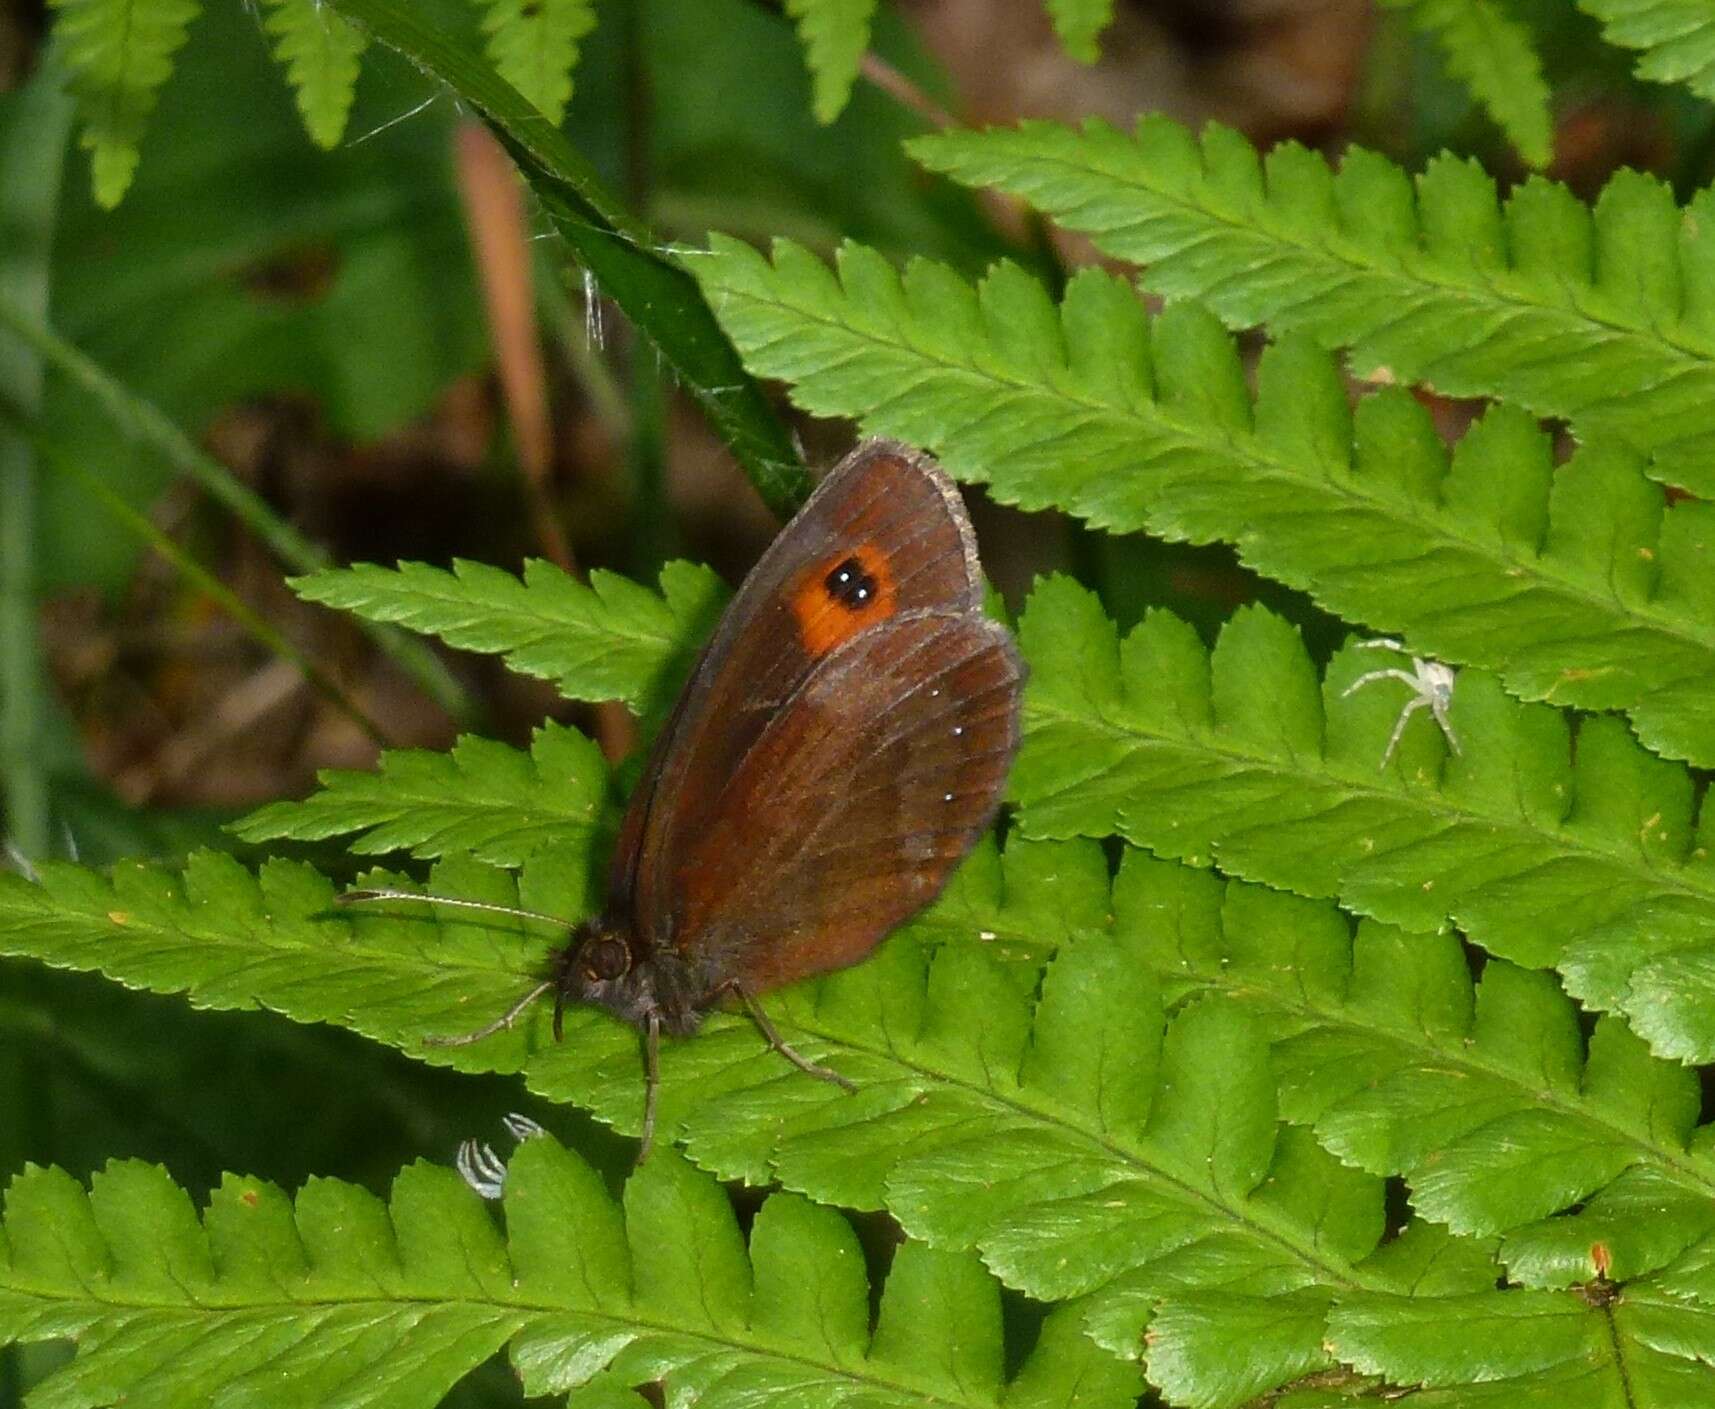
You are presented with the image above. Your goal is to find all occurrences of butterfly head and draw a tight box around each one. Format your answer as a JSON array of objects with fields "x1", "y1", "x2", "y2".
[
  {"x1": 550, "y1": 920, "x2": 717, "y2": 1038},
  {"x1": 547, "y1": 924, "x2": 625, "y2": 1037}
]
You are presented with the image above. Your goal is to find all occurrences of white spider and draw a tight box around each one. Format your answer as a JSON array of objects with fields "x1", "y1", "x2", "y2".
[{"x1": 1341, "y1": 638, "x2": 1461, "y2": 770}]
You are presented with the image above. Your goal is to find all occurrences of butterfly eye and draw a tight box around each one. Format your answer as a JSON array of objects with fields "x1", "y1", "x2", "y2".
[{"x1": 583, "y1": 937, "x2": 630, "y2": 982}]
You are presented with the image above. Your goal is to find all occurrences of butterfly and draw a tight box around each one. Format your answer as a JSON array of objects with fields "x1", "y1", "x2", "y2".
[{"x1": 347, "y1": 440, "x2": 1023, "y2": 1153}]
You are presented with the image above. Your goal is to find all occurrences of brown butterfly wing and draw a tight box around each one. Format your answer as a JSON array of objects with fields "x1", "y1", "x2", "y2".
[
  {"x1": 667, "y1": 610, "x2": 1022, "y2": 990},
  {"x1": 611, "y1": 440, "x2": 986, "y2": 947}
]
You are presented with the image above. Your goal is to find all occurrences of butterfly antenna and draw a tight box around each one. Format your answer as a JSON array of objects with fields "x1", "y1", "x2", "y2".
[
  {"x1": 337, "y1": 888, "x2": 572, "y2": 928},
  {"x1": 423, "y1": 980, "x2": 554, "y2": 1048}
]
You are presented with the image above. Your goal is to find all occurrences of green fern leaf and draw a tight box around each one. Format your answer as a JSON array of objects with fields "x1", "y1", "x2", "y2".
[
  {"x1": 533, "y1": 921, "x2": 1492, "y2": 1407},
  {"x1": 289, "y1": 557, "x2": 727, "y2": 716},
  {"x1": 905, "y1": 118, "x2": 1715, "y2": 492},
  {"x1": 1502, "y1": 1166, "x2": 1715, "y2": 1289},
  {"x1": 0, "y1": 1160, "x2": 526, "y2": 1407},
  {"x1": 1045, "y1": 0, "x2": 1114, "y2": 63},
  {"x1": 478, "y1": 0, "x2": 597, "y2": 125},
  {"x1": 1381, "y1": 0, "x2": 1552, "y2": 166},
  {"x1": 261, "y1": 0, "x2": 367, "y2": 149},
  {"x1": 785, "y1": 0, "x2": 878, "y2": 124},
  {"x1": 688, "y1": 236, "x2": 1715, "y2": 768},
  {"x1": 231, "y1": 720, "x2": 610, "y2": 867},
  {"x1": 0, "y1": 850, "x2": 579, "y2": 1070},
  {"x1": 0, "y1": 844, "x2": 1519, "y2": 1407},
  {"x1": 19, "y1": 828, "x2": 1704, "y2": 1399},
  {"x1": 1579, "y1": 0, "x2": 1715, "y2": 101},
  {"x1": 48, "y1": 0, "x2": 200, "y2": 207},
  {"x1": 1010, "y1": 575, "x2": 1715, "y2": 1062},
  {"x1": 2, "y1": 1140, "x2": 1135, "y2": 1409},
  {"x1": 1328, "y1": 1284, "x2": 1715, "y2": 1405},
  {"x1": 1115, "y1": 852, "x2": 1715, "y2": 1268}
]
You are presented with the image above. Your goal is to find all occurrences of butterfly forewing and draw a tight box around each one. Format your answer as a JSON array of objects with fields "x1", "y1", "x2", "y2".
[{"x1": 622, "y1": 441, "x2": 989, "y2": 949}]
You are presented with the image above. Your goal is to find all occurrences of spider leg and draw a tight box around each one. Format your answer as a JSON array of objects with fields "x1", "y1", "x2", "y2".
[
  {"x1": 1342, "y1": 667, "x2": 1422, "y2": 697},
  {"x1": 456, "y1": 1140, "x2": 509, "y2": 1200},
  {"x1": 453, "y1": 1114, "x2": 548, "y2": 1200},
  {"x1": 1379, "y1": 693, "x2": 1430, "y2": 769},
  {"x1": 1428, "y1": 697, "x2": 1463, "y2": 754}
]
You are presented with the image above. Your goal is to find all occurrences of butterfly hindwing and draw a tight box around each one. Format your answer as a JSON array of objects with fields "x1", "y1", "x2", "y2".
[{"x1": 668, "y1": 609, "x2": 1022, "y2": 988}]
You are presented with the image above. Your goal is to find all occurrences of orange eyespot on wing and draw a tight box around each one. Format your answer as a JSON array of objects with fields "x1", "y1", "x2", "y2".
[{"x1": 790, "y1": 544, "x2": 897, "y2": 656}]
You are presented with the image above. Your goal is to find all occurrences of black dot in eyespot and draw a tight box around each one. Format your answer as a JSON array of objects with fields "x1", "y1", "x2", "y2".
[{"x1": 823, "y1": 555, "x2": 878, "y2": 610}]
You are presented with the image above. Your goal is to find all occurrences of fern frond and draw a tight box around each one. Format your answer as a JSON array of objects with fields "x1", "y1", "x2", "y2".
[
  {"x1": 1010, "y1": 576, "x2": 1715, "y2": 1062},
  {"x1": 538, "y1": 925, "x2": 1472, "y2": 1408},
  {"x1": 13, "y1": 834, "x2": 1709, "y2": 1400},
  {"x1": 689, "y1": 236, "x2": 1715, "y2": 768},
  {"x1": 1115, "y1": 851, "x2": 1715, "y2": 1267},
  {"x1": 0, "y1": 1163, "x2": 525, "y2": 1407},
  {"x1": 1, "y1": 1141, "x2": 1136, "y2": 1409},
  {"x1": 48, "y1": 0, "x2": 200, "y2": 207},
  {"x1": 1045, "y1": 0, "x2": 1114, "y2": 63},
  {"x1": 1579, "y1": 0, "x2": 1715, "y2": 101},
  {"x1": 785, "y1": 0, "x2": 878, "y2": 124},
  {"x1": 478, "y1": 0, "x2": 597, "y2": 125},
  {"x1": 607, "y1": 914, "x2": 1704, "y2": 1405},
  {"x1": 231, "y1": 720, "x2": 610, "y2": 870},
  {"x1": 905, "y1": 118, "x2": 1715, "y2": 492},
  {"x1": 1380, "y1": 0, "x2": 1552, "y2": 166},
  {"x1": 1328, "y1": 1283, "x2": 1715, "y2": 1404},
  {"x1": 0, "y1": 851, "x2": 570, "y2": 1071},
  {"x1": 261, "y1": 0, "x2": 367, "y2": 149},
  {"x1": 0, "y1": 845, "x2": 1513, "y2": 1407},
  {"x1": 289, "y1": 557, "x2": 727, "y2": 716}
]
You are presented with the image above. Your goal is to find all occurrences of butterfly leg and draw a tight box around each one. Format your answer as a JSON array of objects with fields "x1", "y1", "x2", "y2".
[
  {"x1": 639, "y1": 1010, "x2": 661, "y2": 1161},
  {"x1": 731, "y1": 985, "x2": 856, "y2": 1091},
  {"x1": 423, "y1": 979, "x2": 554, "y2": 1048}
]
